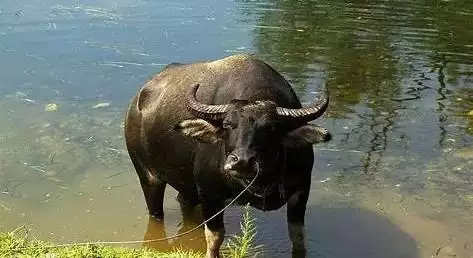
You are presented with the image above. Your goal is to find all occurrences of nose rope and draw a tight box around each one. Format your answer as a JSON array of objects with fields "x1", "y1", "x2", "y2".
[{"x1": 1, "y1": 169, "x2": 260, "y2": 252}]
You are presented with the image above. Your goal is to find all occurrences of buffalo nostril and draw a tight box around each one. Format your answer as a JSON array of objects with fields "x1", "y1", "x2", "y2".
[
  {"x1": 224, "y1": 153, "x2": 254, "y2": 173},
  {"x1": 229, "y1": 154, "x2": 239, "y2": 163},
  {"x1": 224, "y1": 154, "x2": 240, "y2": 171}
]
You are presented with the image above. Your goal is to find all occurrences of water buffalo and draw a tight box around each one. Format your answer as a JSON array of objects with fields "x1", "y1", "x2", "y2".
[{"x1": 124, "y1": 54, "x2": 331, "y2": 257}]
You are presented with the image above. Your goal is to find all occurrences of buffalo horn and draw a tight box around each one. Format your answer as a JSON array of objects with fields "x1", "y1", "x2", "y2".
[
  {"x1": 276, "y1": 85, "x2": 329, "y2": 123},
  {"x1": 186, "y1": 84, "x2": 230, "y2": 120}
]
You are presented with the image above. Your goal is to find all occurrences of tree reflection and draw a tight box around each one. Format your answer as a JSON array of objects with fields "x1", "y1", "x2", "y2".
[
  {"x1": 239, "y1": 0, "x2": 408, "y2": 175},
  {"x1": 408, "y1": 1, "x2": 473, "y2": 67},
  {"x1": 241, "y1": 0, "x2": 408, "y2": 117},
  {"x1": 406, "y1": 1, "x2": 473, "y2": 137},
  {"x1": 238, "y1": 0, "x2": 473, "y2": 177}
]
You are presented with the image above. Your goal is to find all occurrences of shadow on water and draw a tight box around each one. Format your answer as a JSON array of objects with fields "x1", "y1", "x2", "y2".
[
  {"x1": 251, "y1": 205, "x2": 419, "y2": 258},
  {"x1": 140, "y1": 204, "x2": 418, "y2": 258},
  {"x1": 304, "y1": 207, "x2": 418, "y2": 258}
]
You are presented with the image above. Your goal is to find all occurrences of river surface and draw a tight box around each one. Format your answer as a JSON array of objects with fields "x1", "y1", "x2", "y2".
[{"x1": 1, "y1": 1, "x2": 473, "y2": 257}]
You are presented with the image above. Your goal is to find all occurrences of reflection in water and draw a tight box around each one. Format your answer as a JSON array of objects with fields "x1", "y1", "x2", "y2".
[
  {"x1": 142, "y1": 207, "x2": 207, "y2": 255},
  {"x1": 238, "y1": 0, "x2": 473, "y2": 195},
  {"x1": 1, "y1": 0, "x2": 473, "y2": 257},
  {"x1": 245, "y1": 203, "x2": 420, "y2": 258},
  {"x1": 450, "y1": 87, "x2": 473, "y2": 136}
]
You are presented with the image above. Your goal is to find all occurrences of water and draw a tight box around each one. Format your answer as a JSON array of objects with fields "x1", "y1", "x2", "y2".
[{"x1": 1, "y1": 0, "x2": 473, "y2": 257}]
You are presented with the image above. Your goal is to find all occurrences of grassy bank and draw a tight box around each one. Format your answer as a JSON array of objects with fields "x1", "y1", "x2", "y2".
[
  {"x1": 0, "y1": 231, "x2": 201, "y2": 257},
  {"x1": 0, "y1": 206, "x2": 262, "y2": 258}
]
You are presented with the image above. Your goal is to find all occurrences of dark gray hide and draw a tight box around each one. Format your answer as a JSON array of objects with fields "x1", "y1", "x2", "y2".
[{"x1": 124, "y1": 54, "x2": 331, "y2": 258}]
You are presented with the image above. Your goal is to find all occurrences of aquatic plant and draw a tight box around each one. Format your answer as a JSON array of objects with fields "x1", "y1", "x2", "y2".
[{"x1": 223, "y1": 205, "x2": 263, "y2": 258}]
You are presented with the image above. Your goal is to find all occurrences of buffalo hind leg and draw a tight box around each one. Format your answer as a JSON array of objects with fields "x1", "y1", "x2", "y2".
[
  {"x1": 287, "y1": 183, "x2": 310, "y2": 258},
  {"x1": 176, "y1": 187, "x2": 200, "y2": 216},
  {"x1": 140, "y1": 177, "x2": 166, "y2": 220},
  {"x1": 129, "y1": 153, "x2": 167, "y2": 220}
]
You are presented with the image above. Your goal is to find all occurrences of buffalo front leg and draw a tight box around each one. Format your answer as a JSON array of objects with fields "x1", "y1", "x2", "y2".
[
  {"x1": 202, "y1": 200, "x2": 225, "y2": 258},
  {"x1": 286, "y1": 186, "x2": 310, "y2": 258}
]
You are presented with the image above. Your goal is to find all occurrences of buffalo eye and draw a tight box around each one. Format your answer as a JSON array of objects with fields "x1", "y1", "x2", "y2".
[
  {"x1": 261, "y1": 122, "x2": 279, "y2": 135},
  {"x1": 267, "y1": 124, "x2": 277, "y2": 132}
]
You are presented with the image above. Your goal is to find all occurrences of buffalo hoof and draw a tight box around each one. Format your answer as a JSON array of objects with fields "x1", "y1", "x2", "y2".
[
  {"x1": 149, "y1": 212, "x2": 164, "y2": 222},
  {"x1": 205, "y1": 249, "x2": 221, "y2": 258},
  {"x1": 292, "y1": 249, "x2": 307, "y2": 258}
]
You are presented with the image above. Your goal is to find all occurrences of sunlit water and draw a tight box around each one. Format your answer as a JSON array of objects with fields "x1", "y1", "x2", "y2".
[{"x1": 1, "y1": 1, "x2": 473, "y2": 257}]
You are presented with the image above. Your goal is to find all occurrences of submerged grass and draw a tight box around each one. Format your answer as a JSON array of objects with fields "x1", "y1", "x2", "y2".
[{"x1": 0, "y1": 206, "x2": 261, "y2": 258}]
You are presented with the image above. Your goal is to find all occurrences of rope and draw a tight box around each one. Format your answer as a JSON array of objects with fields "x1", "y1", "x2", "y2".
[{"x1": 2, "y1": 168, "x2": 259, "y2": 251}]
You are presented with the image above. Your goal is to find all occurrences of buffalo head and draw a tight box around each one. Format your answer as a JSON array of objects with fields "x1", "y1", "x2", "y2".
[{"x1": 175, "y1": 84, "x2": 331, "y2": 191}]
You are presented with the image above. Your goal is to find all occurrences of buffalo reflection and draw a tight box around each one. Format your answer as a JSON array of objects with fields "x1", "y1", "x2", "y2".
[{"x1": 141, "y1": 202, "x2": 207, "y2": 254}]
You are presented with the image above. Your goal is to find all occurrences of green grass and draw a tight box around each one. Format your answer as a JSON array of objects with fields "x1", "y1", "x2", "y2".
[
  {"x1": 0, "y1": 228, "x2": 202, "y2": 258},
  {"x1": 0, "y1": 206, "x2": 261, "y2": 258},
  {"x1": 223, "y1": 205, "x2": 263, "y2": 258}
]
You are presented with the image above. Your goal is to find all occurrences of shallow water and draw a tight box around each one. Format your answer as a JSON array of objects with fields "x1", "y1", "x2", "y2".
[{"x1": 1, "y1": 0, "x2": 473, "y2": 257}]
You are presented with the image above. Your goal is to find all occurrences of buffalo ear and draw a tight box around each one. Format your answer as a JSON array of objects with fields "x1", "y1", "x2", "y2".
[
  {"x1": 282, "y1": 124, "x2": 331, "y2": 148},
  {"x1": 174, "y1": 119, "x2": 224, "y2": 144}
]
